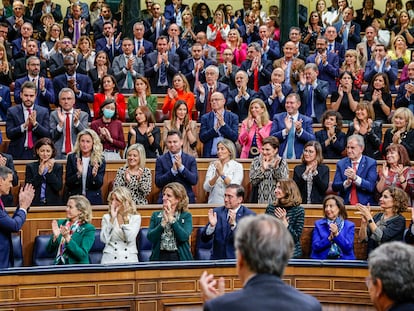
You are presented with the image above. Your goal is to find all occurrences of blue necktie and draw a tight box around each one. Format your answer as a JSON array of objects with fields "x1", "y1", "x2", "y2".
[
  {"x1": 40, "y1": 167, "x2": 48, "y2": 203},
  {"x1": 306, "y1": 85, "x2": 313, "y2": 117},
  {"x1": 286, "y1": 117, "x2": 295, "y2": 159},
  {"x1": 342, "y1": 25, "x2": 348, "y2": 50},
  {"x1": 160, "y1": 62, "x2": 167, "y2": 84}
]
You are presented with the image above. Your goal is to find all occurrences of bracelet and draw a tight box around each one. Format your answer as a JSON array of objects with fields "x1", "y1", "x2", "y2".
[
  {"x1": 368, "y1": 219, "x2": 373, "y2": 224},
  {"x1": 221, "y1": 175, "x2": 226, "y2": 180}
]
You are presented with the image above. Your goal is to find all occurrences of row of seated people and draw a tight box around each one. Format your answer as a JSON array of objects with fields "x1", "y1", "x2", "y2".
[{"x1": 6, "y1": 181, "x2": 414, "y2": 269}]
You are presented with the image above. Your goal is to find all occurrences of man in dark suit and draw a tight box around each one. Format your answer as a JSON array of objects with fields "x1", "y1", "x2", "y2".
[
  {"x1": 32, "y1": 0, "x2": 62, "y2": 24},
  {"x1": 332, "y1": 135, "x2": 378, "y2": 205},
  {"x1": 0, "y1": 153, "x2": 18, "y2": 206},
  {"x1": 6, "y1": 0, "x2": 32, "y2": 41},
  {"x1": 132, "y1": 21, "x2": 154, "y2": 60},
  {"x1": 94, "y1": 21, "x2": 122, "y2": 62},
  {"x1": 195, "y1": 31, "x2": 217, "y2": 65},
  {"x1": 195, "y1": 65, "x2": 229, "y2": 117},
  {"x1": 306, "y1": 37, "x2": 339, "y2": 93},
  {"x1": 62, "y1": 4, "x2": 90, "y2": 45},
  {"x1": 0, "y1": 22, "x2": 13, "y2": 61},
  {"x1": 144, "y1": 35, "x2": 179, "y2": 94},
  {"x1": 164, "y1": 0, "x2": 187, "y2": 25},
  {"x1": 6, "y1": 81, "x2": 50, "y2": 160},
  {"x1": 92, "y1": 4, "x2": 114, "y2": 41},
  {"x1": 237, "y1": 10, "x2": 260, "y2": 44},
  {"x1": 12, "y1": 39, "x2": 47, "y2": 80},
  {"x1": 270, "y1": 93, "x2": 315, "y2": 159},
  {"x1": 325, "y1": 26, "x2": 345, "y2": 65},
  {"x1": 200, "y1": 214, "x2": 322, "y2": 311},
  {"x1": 53, "y1": 55, "x2": 94, "y2": 119},
  {"x1": 297, "y1": 63, "x2": 329, "y2": 122},
  {"x1": 14, "y1": 56, "x2": 54, "y2": 110},
  {"x1": 199, "y1": 92, "x2": 239, "y2": 158},
  {"x1": 258, "y1": 67, "x2": 292, "y2": 118},
  {"x1": 334, "y1": 7, "x2": 361, "y2": 50},
  {"x1": 181, "y1": 42, "x2": 212, "y2": 91},
  {"x1": 395, "y1": 61, "x2": 414, "y2": 111},
  {"x1": 240, "y1": 42, "x2": 273, "y2": 92},
  {"x1": 166, "y1": 23, "x2": 190, "y2": 65},
  {"x1": 226, "y1": 70, "x2": 258, "y2": 122},
  {"x1": 144, "y1": 3, "x2": 169, "y2": 44},
  {"x1": 11, "y1": 22, "x2": 35, "y2": 59},
  {"x1": 257, "y1": 25, "x2": 280, "y2": 62},
  {"x1": 48, "y1": 37, "x2": 86, "y2": 77},
  {"x1": 218, "y1": 47, "x2": 238, "y2": 90},
  {"x1": 289, "y1": 27, "x2": 309, "y2": 61},
  {"x1": 155, "y1": 129, "x2": 198, "y2": 203},
  {"x1": 0, "y1": 166, "x2": 34, "y2": 269},
  {"x1": 50, "y1": 88, "x2": 89, "y2": 159},
  {"x1": 0, "y1": 84, "x2": 11, "y2": 122},
  {"x1": 201, "y1": 184, "x2": 255, "y2": 260}
]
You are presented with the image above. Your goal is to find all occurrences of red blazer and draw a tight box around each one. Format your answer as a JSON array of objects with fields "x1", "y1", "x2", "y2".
[
  {"x1": 162, "y1": 89, "x2": 195, "y2": 119},
  {"x1": 93, "y1": 93, "x2": 126, "y2": 122}
]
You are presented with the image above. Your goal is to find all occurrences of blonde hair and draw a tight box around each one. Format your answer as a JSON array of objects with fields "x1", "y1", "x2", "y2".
[
  {"x1": 0, "y1": 44, "x2": 10, "y2": 73},
  {"x1": 68, "y1": 195, "x2": 93, "y2": 223},
  {"x1": 246, "y1": 98, "x2": 270, "y2": 125},
  {"x1": 391, "y1": 107, "x2": 414, "y2": 132},
  {"x1": 76, "y1": 35, "x2": 93, "y2": 54},
  {"x1": 107, "y1": 186, "x2": 138, "y2": 216},
  {"x1": 72, "y1": 129, "x2": 104, "y2": 165},
  {"x1": 46, "y1": 23, "x2": 63, "y2": 41},
  {"x1": 341, "y1": 49, "x2": 361, "y2": 73},
  {"x1": 125, "y1": 143, "x2": 146, "y2": 169}
]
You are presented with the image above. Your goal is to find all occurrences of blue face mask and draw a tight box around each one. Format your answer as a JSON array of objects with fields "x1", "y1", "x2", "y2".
[{"x1": 103, "y1": 108, "x2": 115, "y2": 119}]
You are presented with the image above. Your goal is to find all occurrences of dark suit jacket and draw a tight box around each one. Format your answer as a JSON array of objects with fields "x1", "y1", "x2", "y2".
[
  {"x1": 226, "y1": 88, "x2": 258, "y2": 122},
  {"x1": 395, "y1": 80, "x2": 414, "y2": 108},
  {"x1": 200, "y1": 205, "x2": 255, "y2": 259},
  {"x1": 315, "y1": 129, "x2": 346, "y2": 159},
  {"x1": 6, "y1": 104, "x2": 50, "y2": 159},
  {"x1": 143, "y1": 17, "x2": 170, "y2": 43},
  {"x1": 164, "y1": 4, "x2": 188, "y2": 23},
  {"x1": 364, "y1": 59, "x2": 398, "y2": 92},
  {"x1": 330, "y1": 41, "x2": 345, "y2": 65},
  {"x1": 12, "y1": 57, "x2": 47, "y2": 80},
  {"x1": 270, "y1": 112, "x2": 315, "y2": 159},
  {"x1": 293, "y1": 163, "x2": 329, "y2": 204},
  {"x1": 48, "y1": 52, "x2": 87, "y2": 78},
  {"x1": 32, "y1": 1, "x2": 63, "y2": 24},
  {"x1": 88, "y1": 67, "x2": 114, "y2": 92},
  {"x1": 382, "y1": 128, "x2": 414, "y2": 161},
  {"x1": 0, "y1": 206, "x2": 27, "y2": 268},
  {"x1": 306, "y1": 53, "x2": 339, "y2": 93},
  {"x1": 0, "y1": 153, "x2": 18, "y2": 207},
  {"x1": 297, "y1": 80, "x2": 330, "y2": 121},
  {"x1": 11, "y1": 37, "x2": 40, "y2": 59},
  {"x1": 154, "y1": 152, "x2": 198, "y2": 203},
  {"x1": 258, "y1": 83, "x2": 292, "y2": 117},
  {"x1": 332, "y1": 155, "x2": 378, "y2": 205},
  {"x1": 94, "y1": 37, "x2": 122, "y2": 62},
  {"x1": 132, "y1": 38, "x2": 154, "y2": 56},
  {"x1": 6, "y1": 16, "x2": 33, "y2": 41},
  {"x1": 199, "y1": 111, "x2": 239, "y2": 158},
  {"x1": 240, "y1": 58, "x2": 273, "y2": 90},
  {"x1": 195, "y1": 82, "x2": 229, "y2": 117},
  {"x1": 237, "y1": 24, "x2": 260, "y2": 43},
  {"x1": 53, "y1": 73, "x2": 94, "y2": 117},
  {"x1": 334, "y1": 21, "x2": 361, "y2": 50},
  {"x1": 181, "y1": 57, "x2": 212, "y2": 91},
  {"x1": 218, "y1": 64, "x2": 239, "y2": 90},
  {"x1": 144, "y1": 51, "x2": 179, "y2": 93},
  {"x1": 204, "y1": 273, "x2": 322, "y2": 311},
  {"x1": 25, "y1": 161, "x2": 63, "y2": 206},
  {"x1": 64, "y1": 153, "x2": 106, "y2": 205},
  {"x1": 297, "y1": 42, "x2": 310, "y2": 61},
  {"x1": 0, "y1": 84, "x2": 11, "y2": 121},
  {"x1": 14, "y1": 76, "x2": 55, "y2": 109},
  {"x1": 257, "y1": 39, "x2": 280, "y2": 62},
  {"x1": 63, "y1": 17, "x2": 90, "y2": 42}
]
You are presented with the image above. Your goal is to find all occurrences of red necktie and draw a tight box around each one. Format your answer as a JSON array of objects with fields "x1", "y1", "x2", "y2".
[
  {"x1": 206, "y1": 87, "x2": 213, "y2": 113},
  {"x1": 27, "y1": 108, "x2": 34, "y2": 149},
  {"x1": 0, "y1": 198, "x2": 4, "y2": 210},
  {"x1": 350, "y1": 161, "x2": 358, "y2": 205},
  {"x1": 253, "y1": 68, "x2": 259, "y2": 92},
  {"x1": 65, "y1": 113, "x2": 72, "y2": 154}
]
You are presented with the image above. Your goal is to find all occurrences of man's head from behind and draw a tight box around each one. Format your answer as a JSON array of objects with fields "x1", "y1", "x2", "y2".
[
  {"x1": 367, "y1": 242, "x2": 414, "y2": 310},
  {"x1": 0, "y1": 166, "x2": 13, "y2": 196},
  {"x1": 235, "y1": 214, "x2": 294, "y2": 277}
]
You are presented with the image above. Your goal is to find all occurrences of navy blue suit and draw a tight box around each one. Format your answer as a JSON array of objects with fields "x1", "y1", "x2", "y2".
[
  {"x1": 64, "y1": 153, "x2": 106, "y2": 205},
  {"x1": 53, "y1": 73, "x2": 94, "y2": 117},
  {"x1": 195, "y1": 82, "x2": 229, "y2": 117},
  {"x1": 11, "y1": 37, "x2": 40, "y2": 59},
  {"x1": 240, "y1": 59, "x2": 273, "y2": 90},
  {"x1": 334, "y1": 21, "x2": 361, "y2": 50},
  {"x1": 226, "y1": 88, "x2": 258, "y2": 122},
  {"x1": 364, "y1": 59, "x2": 398, "y2": 92},
  {"x1": 199, "y1": 111, "x2": 239, "y2": 158},
  {"x1": 14, "y1": 76, "x2": 55, "y2": 109},
  {"x1": 0, "y1": 84, "x2": 11, "y2": 121},
  {"x1": 297, "y1": 80, "x2": 330, "y2": 122},
  {"x1": 257, "y1": 39, "x2": 280, "y2": 62},
  {"x1": 144, "y1": 51, "x2": 179, "y2": 94},
  {"x1": 164, "y1": 4, "x2": 187, "y2": 24},
  {"x1": 181, "y1": 57, "x2": 212, "y2": 91},
  {"x1": 155, "y1": 152, "x2": 198, "y2": 203},
  {"x1": 132, "y1": 38, "x2": 154, "y2": 56},
  {"x1": 258, "y1": 83, "x2": 292, "y2": 118},
  {"x1": 332, "y1": 155, "x2": 378, "y2": 205},
  {"x1": 329, "y1": 41, "x2": 345, "y2": 65},
  {"x1": 143, "y1": 17, "x2": 170, "y2": 43},
  {"x1": 394, "y1": 80, "x2": 414, "y2": 109},
  {"x1": 237, "y1": 24, "x2": 260, "y2": 43},
  {"x1": 0, "y1": 153, "x2": 18, "y2": 207},
  {"x1": 6, "y1": 104, "x2": 50, "y2": 160},
  {"x1": 200, "y1": 205, "x2": 255, "y2": 259},
  {"x1": 94, "y1": 37, "x2": 122, "y2": 62},
  {"x1": 270, "y1": 112, "x2": 315, "y2": 159},
  {"x1": 306, "y1": 53, "x2": 339, "y2": 93}
]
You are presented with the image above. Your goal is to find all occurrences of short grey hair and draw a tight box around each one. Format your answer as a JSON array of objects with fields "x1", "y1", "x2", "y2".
[
  {"x1": 58, "y1": 88, "x2": 75, "y2": 99},
  {"x1": 0, "y1": 166, "x2": 13, "y2": 180},
  {"x1": 235, "y1": 214, "x2": 294, "y2": 277},
  {"x1": 205, "y1": 65, "x2": 219, "y2": 75},
  {"x1": 368, "y1": 242, "x2": 414, "y2": 303},
  {"x1": 347, "y1": 134, "x2": 365, "y2": 149}
]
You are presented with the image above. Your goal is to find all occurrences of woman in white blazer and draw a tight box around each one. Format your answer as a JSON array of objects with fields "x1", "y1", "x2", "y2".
[{"x1": 100, "y1": 186, "x2": 141, "y2": 264}]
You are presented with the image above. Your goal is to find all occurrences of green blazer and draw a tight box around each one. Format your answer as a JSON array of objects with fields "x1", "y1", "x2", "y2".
[
  {"x1": 127, "y1": 95, "x2": 158, "y2": 121},
  {"x1": 47, "y1": 219, "x2": 96, "y2": 264},
  {"x1": 147, "y1": 211, "x2": 193, "y2": 261}
]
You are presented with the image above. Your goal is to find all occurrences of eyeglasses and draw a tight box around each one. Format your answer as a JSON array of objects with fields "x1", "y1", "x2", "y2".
[
  {"x1": 61, "y1": 40, "x2": 72, "y2": 44},
  {"x1": 64, "y1": 63, "x2": 76, "y2": 67}
]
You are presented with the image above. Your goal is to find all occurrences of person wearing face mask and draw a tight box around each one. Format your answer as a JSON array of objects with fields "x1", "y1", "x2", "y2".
[{"x1": 90, "y1": 99, "x2": 125, "y2": 161}]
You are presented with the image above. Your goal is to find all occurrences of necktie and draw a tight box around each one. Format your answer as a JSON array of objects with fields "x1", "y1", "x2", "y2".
[
  {"x1": 171, "y1": 41, "x2": 176, "y2": 54},
  {"x1": 206, "y1": 87, "x2": 213, "y2": 113},
  {"x1": 253, "y1": 67, "x2": 259, "y2": 92},
  {"x1": 137, "y1": 40, "x2": 141, "y2": 54},
  {"x1": 0, "y1": 198, "x2": 4, "y2": 210},
  {"x1": 74, "y1": 20, "x2": 80, "y2": 44},
  {"x1": 159, "y1": 62, "x2": 167, "y2": 84},
  {"x1": 350, "y1": 161, "x2": 358, "y2": 205},
  {"x1": 286, "y1": 117, "x2": 295, "y2": 159},
  {"x1": 65, "y1": 112, "x2": 72, "y2": 154},
  {"x1": 40, "y1": 166, "x2": 48, "y2": 203},
  {"x1": 27, "y1": 108, "x2": 34, "y2": 149},
  {"x1": 306, "y1": 85, "x2": 313, "y2": 117},
  {"x1": 127, "y1": 71, "x2": 133, "y2": 89},
  {"x1": 342, "y1": 24, "x2": 348, "y2": 50},
  {"x1": 328, "y1": 43, "x2": 333, "y2": 53}
]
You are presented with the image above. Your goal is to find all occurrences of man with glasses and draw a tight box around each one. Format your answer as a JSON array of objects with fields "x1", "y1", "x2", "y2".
[
  {"x1": 48, "y1": 36, "x2": 86, "y2": 77},
  {"x1": 199, "y1": 92, "x2": 238, "y2": 158},
  {"x1": 218, "y1": 48, "x2": 238, "y2": 90},
  {"x1": 0, "y1": 22, "x2": 12, "y2": 60},
  {"x1": 13, "y1": 38, "x2": 47, "y2": 80},
  {"x1": 92, "y1": 3, "x2": 113, "y2": 41}
]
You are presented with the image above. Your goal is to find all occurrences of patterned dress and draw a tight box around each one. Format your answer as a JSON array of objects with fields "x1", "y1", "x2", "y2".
[{"x1": 114, "y1": 166, "x2": 152, "y2": 205}]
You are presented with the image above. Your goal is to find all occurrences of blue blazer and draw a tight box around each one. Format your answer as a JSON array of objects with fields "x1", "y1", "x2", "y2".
[
  {"x1": 144, "y1": 51, "x2": 179, "y2": 94},
  {"x1": 0, "y1": 84, "x2": 11, "y2": 121},
  {"x1": 53, "y1": 73, "x2": 94, "y2": 117},
  {"x1": 6, "y1": 104, "x2": 50, "y2": 159},
  {"x1": 297, "y1": 80, "x2": 330, "y2": 121},
  {"x1": 94, "y1": 37, "x2": 122, "y2": 62},
  {"x1": 311, "y1": 218, "x2": 355, "y2": 260},
  {"x1": 306, "y1": 53, "x2": 339, "y2": 93},
  {"x1": 364, "y1": 59, "x2": 398, "y2": 92},
  {"x1": 257, "y1": 39, "x2": 280, "y2": 61},
  {"x1": 395, "y1": 80, "x2": 414, "y2": 108},
  {"x1": 331, "y1": 41, "x2": 345, "y2": 65},
  {"x1": 199, "y1": 111, "x2": 239, "y2": 158},
  {"x1": 14, "y1": 76, "x2": 55, "y2": 109},
  {"x1": 155, "y1": 152, "x2": 198, "y2": 203},
  {"x1": 258, "y1": 83, "x2": 292, "y2": 118},
  {"x1": 64, "y1": 153, "x2": 106, "y2": 205},
  {"x1": 195, "y1": 82, "x2": 229, "y2": 117},
  {"x1": 164, "y1": 4, "x2": 188, "y2": 23},
  {"x1": 333, "y1": 21, "x2": 361, "y2": 50},
  {"x1": 332, "y1": 155, "x2": 378, "y2": 205},
  {"x1": 0, "y1": 207, "x2": 26, "y2": 268},
  {"x1": 270, "y1": 112, "x2": 315, "y2": 159},
  {"x1": 200, "y1": 205, "x2": 255, "y2": 259},
  {"x1": 226, "y1": 88, "x2": 258, "y2": 122},
  {"x1": 181, "y1": 57, "x2": 213, "y2": 91},
  {"x1": 240, "y1": 58, "x2": 273, "y2": 90}
]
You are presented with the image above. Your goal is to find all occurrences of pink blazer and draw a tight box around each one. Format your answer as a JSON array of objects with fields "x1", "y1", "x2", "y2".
[
  {"x1": 238, "y1": 120, "x2": 272, "y2": 158},
  {"x1": 219, "y1": 43, "x2": 247, "y2": 67}
]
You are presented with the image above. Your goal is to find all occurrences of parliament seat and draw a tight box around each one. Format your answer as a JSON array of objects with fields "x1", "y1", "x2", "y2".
[
  {"x1": 89, "y1": 229, "x2": 105, "y2": 264},
  {"x1": 194, "y1": 227, "x2": 212, "y2": 260},
  {"x1": 137, "y1": 228, "x2": 152, "y2": 262},
  {"x1": 12, "y1": 234, "x2": 23, "y2": 267},
  {"x1": 32, "y1": 235, "x2": 55, "y2": 266}
]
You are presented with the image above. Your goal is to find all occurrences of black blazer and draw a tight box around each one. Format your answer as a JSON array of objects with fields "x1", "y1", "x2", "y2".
[
  {"x1": 293, "y1": 163, "x2": 330, "y2": 204},
  {"x1": 346, "y1": 121, "x2": 382, "y2": 160},
  {"x1": 0, "y1": 153, "x2": 18, "y2": 206},
  {"x1": 25, "y1": 161, "x2": 63, "y2": 206},
  {"x1": 315, "y1": 129, "x2": 346, "y2": 159}
]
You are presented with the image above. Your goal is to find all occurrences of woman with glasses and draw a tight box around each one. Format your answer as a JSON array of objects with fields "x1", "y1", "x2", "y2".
[{"x1": 40, "y1": 22, "x2": 63, "y2": 61}]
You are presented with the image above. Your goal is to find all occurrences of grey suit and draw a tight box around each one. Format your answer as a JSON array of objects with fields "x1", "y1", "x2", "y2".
[
  {"x1": 112, "y1": 54, "x2": 144, "y2": 93},
  {"x1": 50, "y1": 109, "x2": 89, "y2": 159}
]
